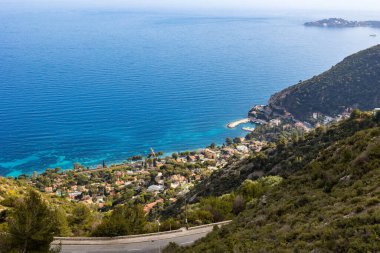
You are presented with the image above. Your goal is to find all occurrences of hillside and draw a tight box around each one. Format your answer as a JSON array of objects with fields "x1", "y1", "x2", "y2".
[
  {"x1": 163, "y1": 111, "x2": 379, "y2": 219},
  {"x1": 268, "y1": 45, "x2": 380, "y2": 122},
  {"x1": 167, "y1": 111, "x2": 380, "y2": 252}
]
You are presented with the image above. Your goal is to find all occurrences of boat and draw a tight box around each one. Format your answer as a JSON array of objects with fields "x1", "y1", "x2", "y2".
[{"x1": 370, "y1": 34, "x2": 377, "y2": 37}]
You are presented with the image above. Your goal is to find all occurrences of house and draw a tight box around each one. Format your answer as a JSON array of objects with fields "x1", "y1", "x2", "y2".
[
  {"x1": 44, "y1": 186, "x2": 53, "y2": 193},
  {"x1": 294, "y1": 121, "x2": 309, "y2": 131},
  {"x1": 170, "y1": 182, "x2": 180, "y2": 189},
  {"x1": 77, "y1": 185, "x2": 86, "y2": 191},
  {"x1": 147, "y1": 185, "x2": 164, "y2": 192},
  {"x1": 197, "y1": 154, "x2": 205, "y2": 160},
  {"x1": 143, "y1": 198, "x2": 164, "y2": 214},
  {"x1": 68, "y1": 191, "x2": 82, "y2": 199},
  {"x1": 115, "y1": 180, "x2": 125, "y2": 186},
  {"x1": 155, "y1": 172, "x2": 163, "y2": 184},
  {"x1": 169, "y1": 174, "x2": 186, "y2": 189},
  {"x1": 176, "y1": 157, "x2": 187, "y2": 163},
  {"x1": 249, "y1": 141, "x2": 265, "y2": 152},
  {"x1": 269, "y1": 118, "x2": 281, "y2": 126},
  {"x1": 222, "y1": 147, "x2": 235, "y2": 156},
  {"x1": 187, "y1": 155, "x2": 197, "y2": 162},
  {"x1": 236, "y1": 145, "x2": 249, "y2": 153},
  {"x1": 203, "y1": 149, "x2": 218, "y2": 159},
  {"x1": 323, "y1": 116, "x2": 334, "y2": 125}
]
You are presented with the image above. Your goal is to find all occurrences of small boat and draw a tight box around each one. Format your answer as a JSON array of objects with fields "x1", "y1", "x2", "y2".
[{"x1": 370, "y1": 34, "x2": 377, "y2": 37}]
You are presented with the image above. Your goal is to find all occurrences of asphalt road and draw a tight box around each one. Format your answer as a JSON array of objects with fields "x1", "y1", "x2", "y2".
[{"x1": 55, "y1": 224, "x2": 228, "y2": 253}]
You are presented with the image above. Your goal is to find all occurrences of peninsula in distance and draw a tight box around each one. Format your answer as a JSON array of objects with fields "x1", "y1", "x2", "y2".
[{"x1": 305, "y1": 18, "x2": 380, "y2": 28}]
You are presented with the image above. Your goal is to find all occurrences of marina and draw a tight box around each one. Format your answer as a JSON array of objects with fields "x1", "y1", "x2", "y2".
[{"x1": 227, "y1": 118, "x2": 251, "y2": 128}]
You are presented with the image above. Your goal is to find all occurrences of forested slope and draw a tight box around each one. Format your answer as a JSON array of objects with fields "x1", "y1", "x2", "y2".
[
  {"x1": 269, "y1": 45, "x2": 380, "y2": 121},
  {"x1": 167, "y1": 112, "x2": 380, "y2": 252}
]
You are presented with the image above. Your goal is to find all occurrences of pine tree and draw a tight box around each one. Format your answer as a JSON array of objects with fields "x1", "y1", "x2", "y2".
[{"x1": 5, "y1": 189, "x2": 60, "y2": 253}]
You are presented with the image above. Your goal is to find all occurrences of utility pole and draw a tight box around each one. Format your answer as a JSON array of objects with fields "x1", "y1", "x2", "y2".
[
  {"x1": 156, "y1": 219, "x2": 160, "y2": 232},
  {"x1": 185, "y1": 198, "x2": 188, "y2": 229}
]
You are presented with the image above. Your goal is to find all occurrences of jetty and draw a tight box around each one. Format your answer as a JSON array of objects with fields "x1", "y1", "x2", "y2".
[{"x1": 227, "y1": 118, "x2": 250, "y2": 128}]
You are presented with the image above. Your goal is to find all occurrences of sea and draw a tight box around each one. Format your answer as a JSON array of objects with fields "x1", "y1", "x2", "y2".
[{"x1": 0, "y1": 6, "x2": 379, "y2": 176}]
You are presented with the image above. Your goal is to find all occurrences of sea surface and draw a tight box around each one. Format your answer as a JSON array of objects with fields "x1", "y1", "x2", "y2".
[{"x1": 0, "y1": 9, "x2": 379, "y2": 176}]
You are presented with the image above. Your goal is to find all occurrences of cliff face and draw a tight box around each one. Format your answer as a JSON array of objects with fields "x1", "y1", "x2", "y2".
[{"x1": 268, "y1": 45, "x2": 380, "y2": 122}]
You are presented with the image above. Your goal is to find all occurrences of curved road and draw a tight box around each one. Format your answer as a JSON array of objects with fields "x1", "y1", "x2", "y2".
[{"x1": 54, "y1": 221, "x2": 231, "y2": 253}]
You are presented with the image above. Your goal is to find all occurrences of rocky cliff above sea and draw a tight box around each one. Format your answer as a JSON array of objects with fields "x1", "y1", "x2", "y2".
[{"x1": 249, "y1": 45, "x2": 380, "y2": 124}]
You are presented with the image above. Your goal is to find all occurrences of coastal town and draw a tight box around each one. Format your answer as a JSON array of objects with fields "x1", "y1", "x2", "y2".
[
  {"x1": 25, "y1": 101, "x2": 357, "y2": 218},
  {"x1": 29, "y1": 136, "x2": 266, "y2": 217}
]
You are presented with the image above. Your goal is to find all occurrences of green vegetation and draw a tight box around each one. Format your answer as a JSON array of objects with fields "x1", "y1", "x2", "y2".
[
  {"x1": 92, "y1": 204, "x2": 146, "y2": 237},
  {"x1": 0, "y1": 189, "x2": 62, "y2": 253},
  {"x1": 183, "y1": 176, "x2": 282, "y2": 225},
  {"x1": 269, "y1": 44, "x2": 380, "y2": 121},
  {"x1": 175, "y1": 111, "x2": 378, "y2": 203},
  {"x1": 166, "y1": 111, "x2": 380, "y2": 252}
]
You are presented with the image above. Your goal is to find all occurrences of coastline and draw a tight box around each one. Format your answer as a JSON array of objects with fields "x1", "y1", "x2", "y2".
[{"x1": 3, "y1": 143, "x2": 229, "y2": 178}]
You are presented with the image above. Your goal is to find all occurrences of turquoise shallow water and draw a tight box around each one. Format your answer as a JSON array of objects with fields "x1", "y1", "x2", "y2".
[{"x1": 0, "y1": 9, "x2": 379, "y2": 176}]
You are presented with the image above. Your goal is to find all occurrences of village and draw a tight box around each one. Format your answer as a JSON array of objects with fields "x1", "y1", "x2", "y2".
[
  {"x1": 29, "y1": 104, "x2": 355, "y2": 218},
  {"x1": 30, "y1": 137, "x2": 266, "y2": 217}
]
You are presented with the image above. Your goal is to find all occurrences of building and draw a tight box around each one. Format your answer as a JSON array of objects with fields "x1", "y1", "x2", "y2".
[
  {"x1": 236, "y1": 145, "x2": 249, "y2": 153},
  {"x1": 203, "y1": 148, "x2": 218, "y2": 159},
  {"x1": 147, "y1": 185, "x2": 164, "y2": 192}
]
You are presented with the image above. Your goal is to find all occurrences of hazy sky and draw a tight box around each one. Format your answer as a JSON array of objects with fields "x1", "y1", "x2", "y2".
[{"x1": 2, "y1": 0, "x2": 380, "y2": 13}]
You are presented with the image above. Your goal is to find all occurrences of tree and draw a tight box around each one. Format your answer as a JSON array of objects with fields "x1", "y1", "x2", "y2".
[
  {"x1": 92, "y1": 205, "x2": 146, "y2": 237},
  {"x1": 199, "y1": 197, "x2": 233, "y2": 222},
  {"x1": 278, "y1": 136, "x2": 288, "y2": 149},
  {"x1": 163, "y1": 242, "x2": 182, "y2": 253},
  {"x1": 374, "y1": 111, "x2": 380, "y2": 123},
  {"x1": 292, "y1": 132, "x2": 299, "y2": 143},
  {"x1": 68, "y1": 204, "x2": 94, "y2": 236},
  {"x1": 225, "y1": 138, "x2": 232, "y2": 146},
  {"x1": 232, "y1": 195, "x2": 245, "y2": 215},
  {"x1": 209, "y1": 143, "x2": 216, "y2": 149},
  {"x1": 351, "y1": 109, "x2": 361, "y2": 119},
  {"x1": 233, "y1": 137, "x2": 242, "y2": 144},
  {"x1": 31, "y1": 171, "x2": 38, "y2": 180},
  {"x1": 5, "y1": 189, "x2": 61, "y2": 253}
]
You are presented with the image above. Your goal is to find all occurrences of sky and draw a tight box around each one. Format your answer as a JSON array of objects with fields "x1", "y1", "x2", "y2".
[{"x1": 1, "y1": 0, "x2": 380, "y2": 15}]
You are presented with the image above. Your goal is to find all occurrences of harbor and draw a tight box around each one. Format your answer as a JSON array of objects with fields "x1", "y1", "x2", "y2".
[{"x1": 227, "y1": 118, "x2": 251, "y2": 128}]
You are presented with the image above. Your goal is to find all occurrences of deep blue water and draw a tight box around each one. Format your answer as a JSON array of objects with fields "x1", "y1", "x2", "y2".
[{"x1": 0, "y1": 9, "x2": 379, "y2": 176}]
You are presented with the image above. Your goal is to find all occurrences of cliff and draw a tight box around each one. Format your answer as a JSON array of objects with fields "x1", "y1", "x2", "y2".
[{"x1": 268, "y1": 45, "x2": 380, "y2": 122}]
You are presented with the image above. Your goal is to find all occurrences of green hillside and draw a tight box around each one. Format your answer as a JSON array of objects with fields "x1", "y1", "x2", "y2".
[
  {"x1": 269, "y1": 45, "x2": 380, "y2": 121},
  {"x1": 164, "y1": 110, "x2": 379, "y2": 216},
  {"x1": 165, "y1": 111, "x2": 380, "y2": 252}
]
